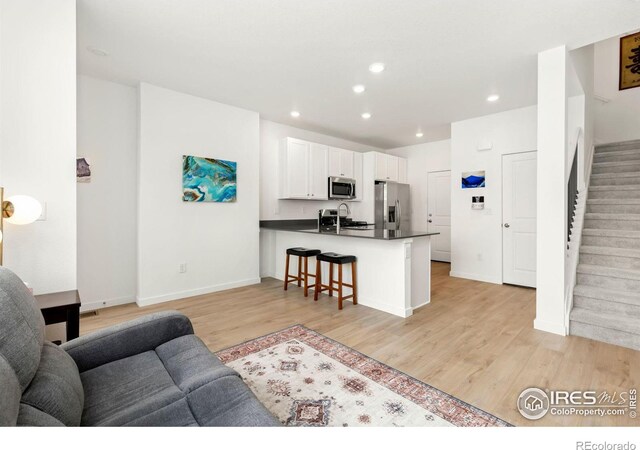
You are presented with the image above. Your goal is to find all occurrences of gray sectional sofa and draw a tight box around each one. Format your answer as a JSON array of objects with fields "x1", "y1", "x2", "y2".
[{"x1": 0, "y1": 267, "x2": 279, "y2": 426}]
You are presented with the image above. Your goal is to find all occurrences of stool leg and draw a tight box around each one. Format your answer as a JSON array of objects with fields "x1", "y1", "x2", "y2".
[
  {"x1": 329, "y1": 263, "x2": 334, "y2": 297},
  {"x1": 297, "y1": 256, "x2": 302, "y2": 287},
  {"x1": 352, "y1": 261, "x2": 358, "y2": 305},
  {"x1": 314, "y1": 259, "x2": 321, "y2": 301},
  {"x1": 303, "y1": 256, "x2": 309, "y2": 297},
  {"x1": 338, "y1": 264, "x2": 343, "y2": 310},
  {"x1": 284, "y1": 254, "x2": 290, "y2": 291}
]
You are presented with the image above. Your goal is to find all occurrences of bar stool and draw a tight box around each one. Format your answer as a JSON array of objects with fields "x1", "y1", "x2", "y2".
[
  {"x1": 313, "y1": 252, "x2": 358, "y2": 310},
  {"x1": 284, "y1": 247, "x2": 322, "y2": 297}
]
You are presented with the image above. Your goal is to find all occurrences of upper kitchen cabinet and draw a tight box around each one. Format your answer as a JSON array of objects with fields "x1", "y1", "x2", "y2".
[
  {"x1": 353, "y1": 152, "x2": 363, "y2": 201},
  {"x1": 398, "y1": 157, "x2": 407, "y2": 183},
  {"x1": 328, "y1": 147, "x2": 354, "y2": 178},
  {"x1": 279, "y1": 138, "x2": 328, "y2": 200},
  {"x1": 372, "y1": 152, "x2": 406, "y2": 182}
]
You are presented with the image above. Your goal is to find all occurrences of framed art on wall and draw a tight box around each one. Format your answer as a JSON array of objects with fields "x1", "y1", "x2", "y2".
[
  {"x1": 182, "y1": 155, "x2": 237, "y2": 202},
  {"x1": 620, "y1": 31, "x2": 640, "y2": 91},
  {"x1": 461, "y1": 171, "x2": 486, "y2": 189}
]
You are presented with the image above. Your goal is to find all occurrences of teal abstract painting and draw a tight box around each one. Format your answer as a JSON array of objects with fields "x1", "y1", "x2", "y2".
[{"x1": 182, "y1": 155, "x2": 237, "y2": 202}]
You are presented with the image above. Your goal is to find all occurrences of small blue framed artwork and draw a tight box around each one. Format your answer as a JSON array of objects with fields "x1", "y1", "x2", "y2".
[
  {"x1": 182, "y1": 155, "x2": 237, "y2": 202},
  {"x1": 461, "y1": 171, "x2": 485, "y2": 189}
]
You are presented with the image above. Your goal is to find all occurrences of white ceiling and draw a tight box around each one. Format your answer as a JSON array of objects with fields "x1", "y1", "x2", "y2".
[{"x1": 78, "y1": 0, "x2": 640, "y2": 149}]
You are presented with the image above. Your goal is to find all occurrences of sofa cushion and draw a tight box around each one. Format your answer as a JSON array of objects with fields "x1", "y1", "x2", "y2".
[
  {"x1": 80, "y1": 350, "x2": 184, "y2": 426},
  {"x1": 155, "y1": 335, "x2": 237, "y2": 392},
  {"x1": 79, "y1": 334, "x2": 279, "y2": 426},
  {"x1": 0, "y1": 355, "x2": 21, "y2": 426},
  {"x1": 186, "y1": 372, "x2": 281, "y2": 426},
  {"x1": 16, "y1": 404, "x2": 65, "y2": 427},
  {"x1": 0, "y1": 267, "x2": 45, "y2": 391},
  {"x1": 20, "y1": 342, "x2": 84, "y2": 426}
]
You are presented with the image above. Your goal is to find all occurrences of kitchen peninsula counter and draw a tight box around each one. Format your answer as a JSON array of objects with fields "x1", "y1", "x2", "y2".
[
  {"x1": 260, "y1": 220, "x2": 438, "y2": 241},
  {"x1": 260, "y1": 220, "x2": 438, "y2": 318}
]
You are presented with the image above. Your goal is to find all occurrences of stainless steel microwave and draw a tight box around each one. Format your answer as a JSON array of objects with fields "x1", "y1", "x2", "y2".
[{"x1": 328, "y1": 177, "x2": 356, "y2": 199}]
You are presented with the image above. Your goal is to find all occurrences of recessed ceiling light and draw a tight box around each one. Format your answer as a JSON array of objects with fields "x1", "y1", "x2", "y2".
[
  {"x1": 290, "y1": 111, "x2": 300, "y2": 118},
  {"x1": 87, "y1": 46, "x2": 109, "y2": 57},
  {"x1": 369, "y1": 63, "x2": 385, "y2": 73},
  {"x1": 416, "y1": 132, "x2": 424, "y2": 138},
  {"x1": 487, "y1": 94, "x2": 500, "y2": 102},
  {"x1": 361, "y1": 113, "x2": 372, "y2": 120},
  {"x1": 353, "y1": 84, "x2": 366, "y2": 94}
]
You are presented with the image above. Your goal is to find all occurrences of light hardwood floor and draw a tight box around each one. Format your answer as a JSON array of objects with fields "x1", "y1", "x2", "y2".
[{"x1": 81, "y1": 262, "x2": 639, "y2": 426}]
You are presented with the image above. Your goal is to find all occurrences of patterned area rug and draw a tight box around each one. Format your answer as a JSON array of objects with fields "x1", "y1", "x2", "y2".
[{"x1": 217, "y1": 325, "x2": 510, "y2": 427}]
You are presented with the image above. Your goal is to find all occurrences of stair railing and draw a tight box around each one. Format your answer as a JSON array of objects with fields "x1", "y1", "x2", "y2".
[
  {"x1": 567, "y1": 147, "x2": 579, "y2": 245},
  {"x1": 564, "y1": 127, "x2": 593, "y2": 332}
]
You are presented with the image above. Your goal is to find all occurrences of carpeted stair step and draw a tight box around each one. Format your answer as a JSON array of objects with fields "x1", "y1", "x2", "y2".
[
  {"x1": 592, "y1": 160, "x2": 640, "y2": 175},
  {"x1": 576, "y1": 264, "x2": 640, "y2": 291},
  {"x1": 570, "y1": 307, "x2": 640, "y2": 351},
  {"x1": 573, "y1": 284, "x2": 640, "y2": 318},
  {"x1": 593, "y1": 148, "x2": 640, "y2": 163},
  {"x1": 595, "y1": 140, "x2": 640, "y2": 154},
  {"x1": 579, "y1": 245, "x2": 640, "y2": 270},
  {"x1": 581, "y1": 229, "x2": 640, "y2": 250},
  {"x1": 584, "y1": 213, "x2": 640, "y2": 231},
  {"x1": 587, "y1": 198, "x2": 640, "y2": 214},
  {"x1": 589, "y1": 172, "x2": 640, "y2": 187},
  {"x1": 588, "y1": 185, "x2": 640, "y2": 199}
]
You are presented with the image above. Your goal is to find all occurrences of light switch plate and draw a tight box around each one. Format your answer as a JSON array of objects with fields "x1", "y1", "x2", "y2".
[{"x1": 37, "y1": 202, "x2": 47, "y2": 221}]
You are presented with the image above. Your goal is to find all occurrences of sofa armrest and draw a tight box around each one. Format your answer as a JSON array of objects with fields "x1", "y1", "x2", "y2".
[{"x1": 61, "y1": 310, "x2": 194, "y2": 372}]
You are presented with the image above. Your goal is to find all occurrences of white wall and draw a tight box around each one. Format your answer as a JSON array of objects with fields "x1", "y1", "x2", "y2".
[
  {"x1": 260, "y1": 119, "x2": 382, "y2": 221},
  {"x1": 386, "y1": 140, "x2": 451, "y2": 230},
  {"x1": 450, "y1": 106, "x2": 538, "y2": 284},
  {"x1": 77, "y1": 75, "x2": 138, "y2": 310},
  {"x1": 137, "y1": 83, "x2": 260, "y2": 305},
  {"x1": 0, "y1": 0, "x2": 77, "y2": 294},
  {"x1": 594, "y1": 34, "x2": 640, "y2": 144},
  {"x1": 535, "y1": 46, "x2": 569, "y2": 336}
]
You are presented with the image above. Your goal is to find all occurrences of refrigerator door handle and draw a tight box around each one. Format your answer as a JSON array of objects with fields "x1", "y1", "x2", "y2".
[{"x1": 396, "y1": 199, "x2": 401, "y2": 229}]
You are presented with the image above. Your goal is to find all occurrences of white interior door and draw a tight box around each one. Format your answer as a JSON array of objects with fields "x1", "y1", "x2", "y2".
[
  {"x1": 502, "y1": 151, "x2": 537, "y2": 287},
  {"x1": 427, "y1": 171, "x2": 451, "y2": 262}
]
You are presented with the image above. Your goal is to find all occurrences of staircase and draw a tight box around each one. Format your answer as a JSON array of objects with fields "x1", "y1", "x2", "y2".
[{"x1": 570, "y1": 139, "x2": 640, "y2": 350}]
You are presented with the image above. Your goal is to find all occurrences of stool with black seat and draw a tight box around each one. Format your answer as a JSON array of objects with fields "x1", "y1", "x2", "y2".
[
  {"x1": 284, "y1": 247, "x2": 322, "y2": 297},
  {"x1": 313, "y1": 252, "x2": 358, "y2": 310}
]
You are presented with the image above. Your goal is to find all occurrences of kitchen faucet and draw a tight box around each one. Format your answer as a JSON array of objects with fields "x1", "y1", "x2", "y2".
[{"x1": 336, "y1": 202, "x2": 351, "y2": 233}]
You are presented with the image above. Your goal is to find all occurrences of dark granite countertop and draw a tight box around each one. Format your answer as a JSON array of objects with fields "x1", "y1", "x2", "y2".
[{"x1": 260, "y1": 220, "x2": 439, "y2": 241}]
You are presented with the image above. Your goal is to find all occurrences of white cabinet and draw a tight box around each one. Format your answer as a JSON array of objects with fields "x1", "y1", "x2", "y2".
[
  {"x1": 373, "y1": 152, "x2": 405, "y2": 182},
  {"x1": 374, "y1": 152, "x2": 388, "y2": 181},
  {"x1": 386, "y1": 155, "x2": 399, "y2": 181},
  {"x1": 370, "y1": 152, "x2": 408, "y2": 182},
  {"x1": 353, "y1": 152, "x2": 363, "y2": 201},
  {"x1": 279, "y1": 138, "x2": 328, "y2": 200},
  {"x1": 309, "y1": 143, "x2": 329, "y2": 199},
  {"x1": 328, "y1": 147, "x2": 354, "y2": 178},
  {"x1": 398, "y1": 157, "x2": 407, "y2": 183}
]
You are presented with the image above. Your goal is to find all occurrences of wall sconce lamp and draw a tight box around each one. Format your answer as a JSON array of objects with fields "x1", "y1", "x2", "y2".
[{"x1": 0, "y1": 187, "x2": 42, "y2": 265}]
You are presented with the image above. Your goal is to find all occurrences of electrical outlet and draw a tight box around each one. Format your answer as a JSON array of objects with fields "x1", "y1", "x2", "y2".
[
  {"x1": 477, "y1": 253, "x2": 483, "y2": 262},
  {"x1": 179, "y1": 263, "x2": 187, "y2": 273}
]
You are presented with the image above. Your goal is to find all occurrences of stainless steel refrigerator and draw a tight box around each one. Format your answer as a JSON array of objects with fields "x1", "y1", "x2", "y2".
[{"x1": 374, "y1": 181, "x2": 411, "y2": 230}]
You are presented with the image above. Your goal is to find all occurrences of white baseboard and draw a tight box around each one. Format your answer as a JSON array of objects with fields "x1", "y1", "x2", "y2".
[
  {"x1": 80, "y1": 296, "x2": 135, "y2": 312},
  {"x1": 411, "y1": 300, "x2": 431, "y2": 311},
  {"x1": 136, "y1": 278, "x2": 262, "y2": 307},
  {"x1": 534, "y1": 318, "x2": 566, "y2": 336},
  {"x1": 449, "y1": 270, "x2": 502, "y2": 285}
]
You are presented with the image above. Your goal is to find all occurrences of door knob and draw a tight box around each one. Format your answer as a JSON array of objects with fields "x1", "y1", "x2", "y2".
[{"x1": 504, "y1": 223, "x2": 510, "y2": 228}]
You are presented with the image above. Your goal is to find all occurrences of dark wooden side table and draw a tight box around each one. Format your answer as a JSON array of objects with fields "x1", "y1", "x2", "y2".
[{"x1": 34, "y1": 290, "x2": 81, "y2": 342}]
